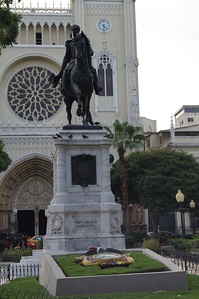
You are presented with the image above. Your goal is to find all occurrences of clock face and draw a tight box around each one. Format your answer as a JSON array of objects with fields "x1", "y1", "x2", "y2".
[{"x1": 96, "y1": 19, "x2": 112, "y2": 33}]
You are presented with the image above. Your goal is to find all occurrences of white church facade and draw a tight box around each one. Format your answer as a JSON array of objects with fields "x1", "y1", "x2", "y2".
[{"x1": 0, "y1": 0, "x2": 145, "y2": 236}]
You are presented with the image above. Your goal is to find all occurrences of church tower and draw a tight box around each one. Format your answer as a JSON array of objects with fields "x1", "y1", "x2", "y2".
[
  {"x1": 0, "y1": 0, "x2": 141, "y2": 236},
  {"x1": 73, "y1": 0, "x2": 140, "y2": 126}
]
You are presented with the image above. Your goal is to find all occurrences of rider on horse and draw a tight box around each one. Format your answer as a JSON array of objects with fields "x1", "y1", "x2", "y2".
[{"x1": 52, "y1": 24, "x2": 102, "y2": 96}]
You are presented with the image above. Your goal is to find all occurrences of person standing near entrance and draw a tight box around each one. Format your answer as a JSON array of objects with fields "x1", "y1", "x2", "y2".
[{"x1": 12, "y1": 236, "x2": 21, "y2": 248}]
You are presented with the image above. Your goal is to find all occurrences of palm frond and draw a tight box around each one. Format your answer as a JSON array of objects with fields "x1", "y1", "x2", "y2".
[
  {"x1": 104, "y1": 126, "x2": 114, "y2": 138},
  {"x1": 105, "y1": 120, "x2": 145, "y2": 151}
]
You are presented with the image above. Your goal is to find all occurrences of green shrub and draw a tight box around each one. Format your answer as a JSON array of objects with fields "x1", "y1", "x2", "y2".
[
  {"x1": 125, "y1": 231, "x2": 147, "y2": 248},
  {"x1": 0, "y1": 240, "x2": 5, "y2": 252},
  {"x1": 191, "y1": 235, "x2": 199, "y2": 250},
  {"x1": 171, "y1": 238, "x2": 192, "y2": 252},
  {"x1": 132, "y1": 230, "x2": 147, "y2": 243},
  {"x1": 142, "y1": 238, "x2": 161, "y2": 254},
  {"x1": 170, "y1": 236, "x2": 199, "y2": 253},
  {"x1": 125, "y1": 236, "x2": 136, "y2": 248},
  {"x1": 1, "y1": 247, "x2": 32, "y2": 262}
]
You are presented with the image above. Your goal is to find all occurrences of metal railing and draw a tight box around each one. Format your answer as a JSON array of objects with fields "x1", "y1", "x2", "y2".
[
  {"x1": 10, "y1": 264, "x2": 40, "y2": 280},
  {"x1": 0, "y1": 264, "x2": 41, "y2": 284},
  {"x1": 162, "y1": 249, "x2": 199, "y2": 274},
  {"x1": 0, "y1": 267, "x2": 9, "y2": 285}
]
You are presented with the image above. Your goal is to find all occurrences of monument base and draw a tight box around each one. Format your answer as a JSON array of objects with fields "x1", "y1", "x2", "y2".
[
  {"x1": 43, "y1": 235, "x2": 125, "y2": 252},
  {"x1": 44, "y1": 201, "x2": 125, "y2": 251},
  {"x1": 43, "y1": 127, "x2": 125, "y2": 252}
]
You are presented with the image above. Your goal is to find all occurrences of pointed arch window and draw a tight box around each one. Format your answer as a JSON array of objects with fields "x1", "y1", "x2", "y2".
[{"x1": 97, "y1": 54, "x2": 113, "y2": 96}]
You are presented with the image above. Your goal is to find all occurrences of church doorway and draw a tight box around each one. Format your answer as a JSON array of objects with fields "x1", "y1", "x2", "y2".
[
  {"x1": 18, "y1": 210, "x2": 34, "y2": 237},
  {"x1": 17, "y1": 210, "x2": 47, "y2": 237},
  {"x1": 0, "y1": 154, "x2": 53, "y2": 234}
]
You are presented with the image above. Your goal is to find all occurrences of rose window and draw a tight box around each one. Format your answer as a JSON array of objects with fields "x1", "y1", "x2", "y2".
[{"x1": 7, "y1": 66, "x2": 62, "y2": 122}]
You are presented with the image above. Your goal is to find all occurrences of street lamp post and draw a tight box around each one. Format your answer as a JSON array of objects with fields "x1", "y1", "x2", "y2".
[
  {"x1": 175, "y1": 190, "x2": 186, "y2": 239},
  {"x1": 190, "y1": 200, "x2": 196, "y2": 235}
]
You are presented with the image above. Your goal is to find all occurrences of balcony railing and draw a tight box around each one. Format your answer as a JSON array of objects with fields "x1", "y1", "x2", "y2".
[{"x1": 11, "y1": 0, "x2": 72, "y2": 14}]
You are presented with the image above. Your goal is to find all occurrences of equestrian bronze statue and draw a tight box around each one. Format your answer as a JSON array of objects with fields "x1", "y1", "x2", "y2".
[{"x1": 49, "y1": 25, "x2": 102, "y2": 125}]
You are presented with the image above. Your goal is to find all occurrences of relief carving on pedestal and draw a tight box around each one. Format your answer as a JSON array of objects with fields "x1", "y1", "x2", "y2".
[
  {"x1": 71, "y1": 154, "x2": 96, "y2": 187},
  {"x1": 50, "y1": 215, "x2": 63, "y2": 234},
  {"x1": 110, "y1": 214, "x2": 120, "y2": 234}
]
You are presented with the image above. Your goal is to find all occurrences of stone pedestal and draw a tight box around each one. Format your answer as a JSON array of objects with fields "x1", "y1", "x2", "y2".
[{"x1": 43, "y1": 126, "x2": 125, "y2": 252}]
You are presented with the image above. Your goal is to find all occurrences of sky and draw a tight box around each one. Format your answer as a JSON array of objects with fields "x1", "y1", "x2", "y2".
[{"x1": 135, "y1": 0, "x2": 199, "y2": 131}]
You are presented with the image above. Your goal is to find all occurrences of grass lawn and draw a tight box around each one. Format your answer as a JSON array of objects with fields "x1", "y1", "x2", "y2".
[
  {"x1": 56, "y1": 252, "x2": 167, "y2": 276},
  {"x1": 0, "y1": 252, "x2": 198, "y2": 298},
  {"x1": 0, "y1": 275, "x2": 199, "y2": 298}
]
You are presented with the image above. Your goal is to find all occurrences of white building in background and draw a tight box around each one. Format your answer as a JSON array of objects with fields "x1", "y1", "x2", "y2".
[
  {"x1": 174, "y1": 105, "x2": 199, "y2": 128},
  {"x1": 0, "y1": 0, "x2": 146, "y2": 236}
]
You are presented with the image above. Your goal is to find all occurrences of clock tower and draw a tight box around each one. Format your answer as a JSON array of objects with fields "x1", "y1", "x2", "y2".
[{"x1": 73, "y1": 0, "x2": 140, "y2": 126}]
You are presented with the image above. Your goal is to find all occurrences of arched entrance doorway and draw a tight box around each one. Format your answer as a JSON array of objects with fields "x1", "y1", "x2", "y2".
[
  {"x1": 17, "y1": 210, "x2": 46, "y2": 236},
  {"x1": 0, "y1": 154, "x2": 53, "y2": 236}
]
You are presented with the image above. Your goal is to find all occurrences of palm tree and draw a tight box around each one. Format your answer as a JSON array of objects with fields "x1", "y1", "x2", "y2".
[{"x1": 105, "y1": 120, "x2": 145, "y2": 236}]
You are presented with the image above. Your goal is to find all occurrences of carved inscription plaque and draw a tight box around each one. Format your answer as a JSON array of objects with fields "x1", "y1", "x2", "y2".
[{"x1": 73, "y1": 216, "x2": 98, "y2": 234}]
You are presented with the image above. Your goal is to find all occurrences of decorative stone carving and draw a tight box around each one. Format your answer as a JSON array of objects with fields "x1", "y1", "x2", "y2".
[
  {"x1": 50, "y1": 215, "x2": 63, "y2": 234},
  {"x1": 86, "y1": 3, "x2": 122, "y2": 16},
  {"x1": 110, "y1": 214, "x2": 120, "y2": 234},
  {"x1": 1, "y1": 136, "x2": 53, "y2": 162},
  {"x1": 126, "y1": 55, "x2": 139, "y2": 71},
  {"x1": 22, "y1": 15, "x2": 72, "y2": 27},
  {"x1": 17, "y1": 177, "x2": 53, "y2": 209}
]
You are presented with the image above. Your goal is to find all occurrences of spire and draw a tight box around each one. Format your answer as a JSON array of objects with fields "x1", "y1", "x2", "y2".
[{"x1": 170, "y1": 114, "x2": 175, "y2": 144}]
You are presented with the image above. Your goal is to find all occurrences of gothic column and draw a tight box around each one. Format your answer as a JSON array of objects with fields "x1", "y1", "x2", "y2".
[
  {"x1": 34, "y1": 207, "x2": 39, "y2": 235},
  {"x1": 124, "y1": 0, "x2": 140, "y2": 126},
  {"x1": 73, "y1": 0, "x2": 85, "y2": 30},
  {"x1": 49, "y1": 24, "x2": 52, "y2": 45},
  {"x1": 26, "y1": 25, "x2": 28, "y2": 44},
  {"x1": 56, "y1": 25, "x2": 59, "y2": 45}
]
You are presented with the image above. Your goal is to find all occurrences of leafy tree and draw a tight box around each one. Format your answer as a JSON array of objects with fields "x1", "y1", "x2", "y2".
[
  {"x1": 111, "y1": 149, "x2": 199, "y2": 237},
  {"x1": 0, "y1": 139, "x2": 12, "y2": 171},
  {"x1": 0, "y1": 0, "x2": 22, "y2": 54},
  {"x1": 105, "y1": 120, "x2": 145, "y2": 236}
]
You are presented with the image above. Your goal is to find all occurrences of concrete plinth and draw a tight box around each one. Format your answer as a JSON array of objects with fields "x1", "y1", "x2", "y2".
[
  {"x1": 39, "y1": 249, "x2": 188, "y2": 297},
  {"x1": 43, "y1": 125, "x2": 125, "y2": 252}
]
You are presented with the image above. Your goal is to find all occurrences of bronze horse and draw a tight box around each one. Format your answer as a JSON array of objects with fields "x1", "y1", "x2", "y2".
[{"x1": 50, "y1": 33, "x2": 94, "y2": 125}]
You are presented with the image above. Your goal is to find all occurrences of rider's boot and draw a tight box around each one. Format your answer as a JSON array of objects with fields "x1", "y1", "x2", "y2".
[
  {"x1": 91, "y1": 66, "x2": 103, "y2": 95},
  {"x1": 94, "y1": 84, "x2": 103, "y2": 95},
  {"x1": 60, "y1": 72, "x2": 69, "y2": 96},
  {"x1": 60, "y1": 87, "x2": 67, "y2": 96}
]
